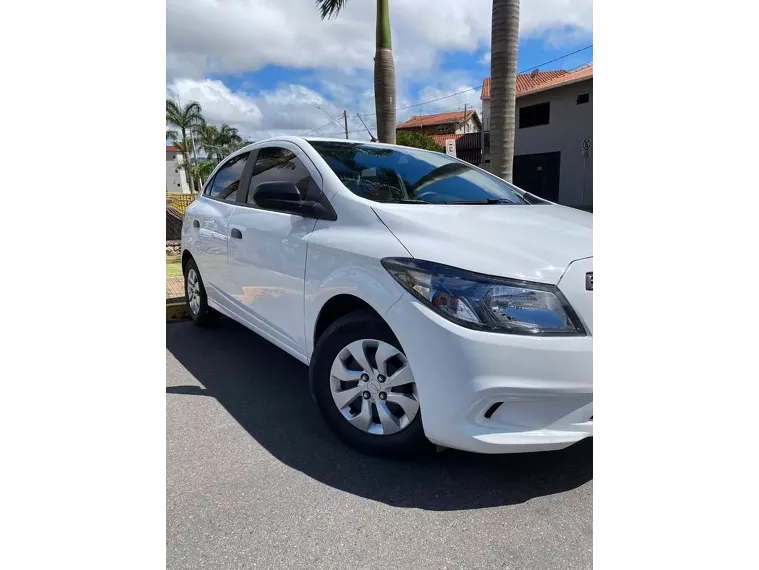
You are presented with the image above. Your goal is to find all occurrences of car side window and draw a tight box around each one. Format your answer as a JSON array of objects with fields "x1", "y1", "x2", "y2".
[
  {"x1": 248, "y1": 147, "x2": 313, "y2": 206},
  {"x1": 207, "y1": 152, "x2": 250, "y2": 202}
]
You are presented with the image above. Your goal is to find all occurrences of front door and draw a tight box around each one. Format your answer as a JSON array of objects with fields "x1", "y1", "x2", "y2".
[
  {"x1": 226, "y1": 142, "x2": 321, "y2": 359},
  {"x1": 513, "y1": 152, "x2": 561, "y2": 202}
]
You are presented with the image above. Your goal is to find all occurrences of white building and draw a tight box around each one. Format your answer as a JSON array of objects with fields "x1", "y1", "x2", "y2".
[
  {"x1": 166, "y1": 145, "x2": 191, "y2": 194},
  {"x1": 481, "y1": 64, "x2": 593, "y2": 209}
]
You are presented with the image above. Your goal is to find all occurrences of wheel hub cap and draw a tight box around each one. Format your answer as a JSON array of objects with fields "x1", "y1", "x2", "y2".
[
  {"x1": 329, "y1": 339, "x2": 419, "y2": 436},
  {"x1": 186, "y1": 268, "x2": 201, "y2": 315}
]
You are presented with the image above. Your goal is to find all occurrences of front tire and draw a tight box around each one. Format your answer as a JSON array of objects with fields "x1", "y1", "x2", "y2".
[
  {"x1": 310, "y1": 310, "x2": 430, "y2": 456},
  {"x1": 183, "y1": 258, "x2": 218, "y2": 326}
]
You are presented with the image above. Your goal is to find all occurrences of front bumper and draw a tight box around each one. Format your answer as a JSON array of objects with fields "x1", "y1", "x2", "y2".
[{"x1": 384, "y1": 295, "x2": 593, "y2": 454}]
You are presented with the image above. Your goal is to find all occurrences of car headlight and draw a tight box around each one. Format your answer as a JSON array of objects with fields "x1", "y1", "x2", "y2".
[{"x1": 382, "y1": 258, "x2": 586, "y2": 336}]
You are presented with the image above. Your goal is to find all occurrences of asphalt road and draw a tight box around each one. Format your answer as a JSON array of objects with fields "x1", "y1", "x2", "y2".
[{"x1": 167, "y1": 319, "x2": 593, "y2": 570}]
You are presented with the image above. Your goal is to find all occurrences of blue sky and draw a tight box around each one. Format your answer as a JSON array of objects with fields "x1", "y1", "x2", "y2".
[{"x1": 166, "y1": 0, "x2": 592, "y2": 143}]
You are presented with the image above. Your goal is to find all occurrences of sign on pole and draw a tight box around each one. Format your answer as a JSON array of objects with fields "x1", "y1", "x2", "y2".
[
  {"x1": 445, "y1": 139, "x2": 457, "y2": 158},
  {"x1": 582, "y1": 138, "x2": 592, "y2": 158}
]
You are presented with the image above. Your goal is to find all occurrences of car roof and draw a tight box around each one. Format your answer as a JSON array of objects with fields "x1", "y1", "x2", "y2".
[{"x1": 222, "y1": 135, "x2": 443, "y2": 163}]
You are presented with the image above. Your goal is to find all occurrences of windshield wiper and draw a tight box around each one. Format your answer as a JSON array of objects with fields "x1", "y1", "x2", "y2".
[
  {"x1": 444, "y1": 198, "x2": 517, "y2": 205},
  {"x1": 381, "y1": 198, "x2": 431, "y2": 204}
]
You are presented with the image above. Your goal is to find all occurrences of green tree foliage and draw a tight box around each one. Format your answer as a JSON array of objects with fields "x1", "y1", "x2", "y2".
[{"x1": 395, "y1": 130, "x2": 443, "y2": 152}]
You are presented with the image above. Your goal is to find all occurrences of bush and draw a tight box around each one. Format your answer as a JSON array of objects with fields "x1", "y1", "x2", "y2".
[{"x1": 395, "y1": 130, "x2": 443, "y2": 152}]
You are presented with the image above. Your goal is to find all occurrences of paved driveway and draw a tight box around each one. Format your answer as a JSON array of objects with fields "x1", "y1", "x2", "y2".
[{"x1": 167, "y1": 319, "x2": 592, "y2": 569}]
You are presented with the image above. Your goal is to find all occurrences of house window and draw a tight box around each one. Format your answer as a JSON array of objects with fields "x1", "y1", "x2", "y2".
[
  {"x1": 519, "y1": 102, "x2": 550, "y2": 129},
  {"x1": 576, "y1": 93, "x2": 590, "y2": 105}
]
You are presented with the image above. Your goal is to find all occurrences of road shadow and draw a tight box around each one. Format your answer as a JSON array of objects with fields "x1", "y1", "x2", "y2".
[{"x1": 166, "y1": 319, "x2": 592, "y2": 511}]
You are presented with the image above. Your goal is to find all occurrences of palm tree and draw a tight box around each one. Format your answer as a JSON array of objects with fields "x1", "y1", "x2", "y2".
[
  {"x1": 489, "y1": 0, "x2": 520, "y2": 181},
  {"x1": 166, "y1": 99, "x2": 204, "y2": 192},
  {"x1": 194, "y1": 123, "x2": 243, "y2": 161},
  {"x1": 194, "y1": 123, "x2": 221, "y2": 161},
  {"x1": 188, "y1": 160, "x2": 216, "y2": 192},
  {"x1": 217, "y1": 124, "x2": 243, "y2": 159},
  {"x1": 316, "y1": 0, "x2": 396, "y2": 144}
]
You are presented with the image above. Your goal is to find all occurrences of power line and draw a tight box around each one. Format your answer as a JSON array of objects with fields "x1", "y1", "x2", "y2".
[
  {"x1": 360, "y1": 44, "x2": 592, "y2": 117},
  {"x1": 294, "y1": 45, "x2": 592, "y2": 138},
  {"x1": 300, "y1": 119, "x2": 338, "y2": 136},
  {"x1": 516, "y1": 44, "x2": 593, "y2": 74}
]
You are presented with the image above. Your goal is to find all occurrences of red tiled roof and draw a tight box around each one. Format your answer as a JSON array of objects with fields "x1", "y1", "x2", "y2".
[
  {"x1": 430, "y1": 133, "x2": 465, "y2": 147},
  {"x1": 519, "y1": 64, "x2": 593, "y2": 96},
  {"x1": 480, "y1": 69, "x2": 575, "y2": 99},
  {"x1": 397, "y1": 109, "x2": 478, "y2": 130},
  {"x1": 166, "y1": 145, "x2": 179, "y2": 152}
]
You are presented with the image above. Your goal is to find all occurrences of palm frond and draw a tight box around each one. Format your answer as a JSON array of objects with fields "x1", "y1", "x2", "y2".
[
  {"x1": 315, "y1": 0, "x2": 347, "y2": 20},
  {"x1": 166, "y1": 99, "x2": 205, "y2": 130}
]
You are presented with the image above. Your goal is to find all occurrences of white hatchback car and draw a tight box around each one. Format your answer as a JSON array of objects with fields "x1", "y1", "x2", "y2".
[{"x1": 181, "y1": 136, "x2": 592, "y2": 456}]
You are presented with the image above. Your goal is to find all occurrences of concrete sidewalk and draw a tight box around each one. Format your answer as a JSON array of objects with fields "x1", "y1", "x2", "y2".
[
  {"x1": 167, "y1": 276, "x2": 189, "y2": 321},
  {"x1": 167, "y1": 276, "x2": 185, "y2": 301}
]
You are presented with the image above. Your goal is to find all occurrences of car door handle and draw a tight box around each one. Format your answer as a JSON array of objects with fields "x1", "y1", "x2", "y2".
[
  {"x1": 231, "y1": 228, "x2": 243, "y2": 239},
  {"x1": 193, "y1": 220, "x2": 200, "y2": 228}
]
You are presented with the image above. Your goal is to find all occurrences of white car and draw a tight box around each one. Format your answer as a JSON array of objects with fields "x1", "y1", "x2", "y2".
[{"x1": 181, "y1": 136, "x2": 592, "y2": 456}]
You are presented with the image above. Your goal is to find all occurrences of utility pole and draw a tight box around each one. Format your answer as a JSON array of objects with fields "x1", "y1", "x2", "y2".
[
  {"x1": 464, "y1": 103, "x2": 467, "y2": 132},
  {"x1": 343, "y1": 110, "x2": 349, "y2": 139}
]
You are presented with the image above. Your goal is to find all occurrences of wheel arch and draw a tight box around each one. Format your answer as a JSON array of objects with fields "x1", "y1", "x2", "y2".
[{"x1": 312, "y1": 294, "x2": 383, "y2": 348}]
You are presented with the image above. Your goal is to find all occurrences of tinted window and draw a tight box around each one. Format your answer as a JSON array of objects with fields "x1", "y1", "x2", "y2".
[
  {"x1": 248, "y1": 147, "x2": 313, "y2": 205},
  {"x1": 519, "y1": 102, "x2": 550, "y2": 128},
  {"x1": 308, "y1": 140, "x2": 531, "y2": 205},
  {"x1": 206, "y1": 152, "x2": 250, "y2": 201}
]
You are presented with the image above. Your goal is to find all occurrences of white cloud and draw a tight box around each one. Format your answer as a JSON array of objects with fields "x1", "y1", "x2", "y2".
[
  {"x1": 168, "y1": 78, "x2": 263, "y2": 133},
  {"x1": 167, "y1": 78, "x2": 355, "y2": 142},
  {"x1": 166, "y1": 0, "x2": 592, "y2": 141},
  {"x1": 167, "y1": 0, "x2": 593, "y2": 80},
  {"x1": 166, "y1": 73, "x2": 486, "y2": 144}
]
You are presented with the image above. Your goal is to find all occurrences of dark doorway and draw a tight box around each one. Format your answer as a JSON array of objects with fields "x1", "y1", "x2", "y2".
[{"x1": 513, "y1": 152, "x2": 561, "y2": 202}]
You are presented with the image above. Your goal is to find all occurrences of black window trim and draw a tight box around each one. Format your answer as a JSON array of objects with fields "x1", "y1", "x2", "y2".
[
  {"x1": 223, "y1": 141, "x2": 336, "y2": 221},
  {"x1": 201, "y1": 150, "x2": 254, "y2": 204}
]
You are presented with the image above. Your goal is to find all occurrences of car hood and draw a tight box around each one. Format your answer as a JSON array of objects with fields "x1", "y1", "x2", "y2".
[{"x1": 371, "y1": 203, "x2": 592, "y2": 284}]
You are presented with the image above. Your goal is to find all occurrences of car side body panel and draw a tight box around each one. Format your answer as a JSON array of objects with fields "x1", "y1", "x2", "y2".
[{"x1": 303, "y1": 190, "x2": 410, "y2": 360}]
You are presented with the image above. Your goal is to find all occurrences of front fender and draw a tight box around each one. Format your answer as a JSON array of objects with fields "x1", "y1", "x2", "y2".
[{"x1": 303, "y1": 206, "x2": 410, "y2": 360}]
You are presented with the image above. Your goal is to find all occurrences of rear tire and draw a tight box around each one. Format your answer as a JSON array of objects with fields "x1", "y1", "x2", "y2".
[
  {"x1": 310, "y1": 310, "x2": 431, "y2": 457},
  {"x1": 183, "y1": 257, "x2": 218, "y2": 327}
]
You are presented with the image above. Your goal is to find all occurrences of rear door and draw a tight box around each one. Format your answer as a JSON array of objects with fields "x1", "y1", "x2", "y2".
[
  {"x1": 226, "y1": 142, "x2": 323, "y2": 358},
  {"x1": 188, "y1": 151, "x2": 252, "y2": 303}
]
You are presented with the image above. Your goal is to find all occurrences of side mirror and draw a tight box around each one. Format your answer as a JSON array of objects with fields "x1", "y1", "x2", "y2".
[
  {"x1": 252, "y1": 181, "x2": 336, "y2": 221},
  {"x1": 253, "y1": 182, "x2": 302, "y2": 210}
]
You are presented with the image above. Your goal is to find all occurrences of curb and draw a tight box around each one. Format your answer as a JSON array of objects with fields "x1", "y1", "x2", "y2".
[{"x1": 167, "y1": 300, "x2": 189, "y2": 322}]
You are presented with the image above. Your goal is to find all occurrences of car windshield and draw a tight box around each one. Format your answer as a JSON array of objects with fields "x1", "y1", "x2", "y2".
[{"x1": 308, "y1": 140, "x2": 540, "y2": 205}]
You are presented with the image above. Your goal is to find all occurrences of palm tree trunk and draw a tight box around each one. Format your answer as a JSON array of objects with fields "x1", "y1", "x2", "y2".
[
  {"x1": 490, "y1": 0, "x2": 520, "y2": 181},
  {"x1": 181, "y1": 131, "x2": 194, "y2": 193},
  {"x1": 374, "y1": 0, "x2": 396, "y2": 144}
]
